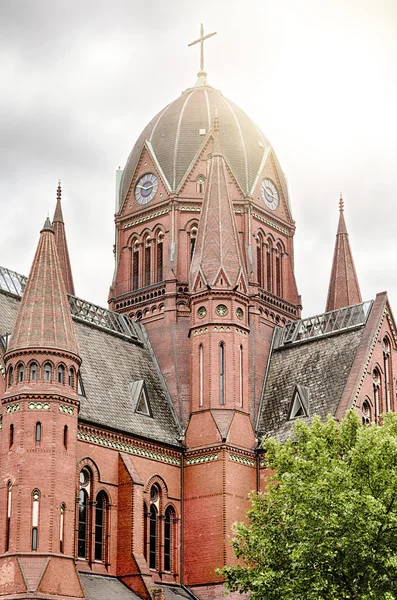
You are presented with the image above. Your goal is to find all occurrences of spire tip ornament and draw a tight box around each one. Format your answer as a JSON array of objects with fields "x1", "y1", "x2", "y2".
[
  {"x1": 188, "y1": 23, "x2": 217, "y2": 86},
  {"x1": 339, "y1": 193, "x2": 344, "y2": 211}
]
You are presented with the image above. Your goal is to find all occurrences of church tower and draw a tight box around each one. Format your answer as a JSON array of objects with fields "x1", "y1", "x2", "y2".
[
  {"x1": 108, "y1": 27, "x2": 301, "y2": 429},
  {"x1": 0, "y1": 218, "x2": 84, "y2": 598}
]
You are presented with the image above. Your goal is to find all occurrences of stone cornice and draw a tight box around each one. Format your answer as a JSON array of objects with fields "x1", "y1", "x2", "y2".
[
  {"x1": 1, "y1": 392, "x2": 80, "y2": 408},
  {"x1": 5, "y1": 347, "x2": 81, "y2": 366}
]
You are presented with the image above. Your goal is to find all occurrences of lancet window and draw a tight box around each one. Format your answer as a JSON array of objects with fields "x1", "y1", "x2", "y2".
[
  {"x1": 220, "y1": 343, "x2": 225, "y2": 405},
  {"x1": 58, "y1": 364, "x2": 65, "y2": 384},
  {"x1": 275, "y1": 243, "x2": 283, "y2": 297},
  {"x1": 197, "y1": 175, "x2": 205, "y2": 194},
  {"x1": 362, "y1": 399, "x2": 371, "y2": 425},
  {"x1": 6, "y1": 481, "x2": 12, "y2": 551},
  {"x1": 77, "y1": 465, "x2": 110, "y2": 564},
  {"x1": 60, "y1": 503, "x2": 66, "y2": 554},
  {"x1": 17, "y1": 363, "x2": 24, "y2": 383},
  {"x1": 94, "y1": 491, "x2": 109, "y2": 562},
  {"x1": 144, "y1": 236, "x2": 151, "y2": 287},
  {"x1": 8, "y1": 366, "x2": 13, "y2": 386},
  {"x1": 44, "y1": 363, "x2": 52, "y2": 382},
  {"x1": 199, "y1": 344, "x2": 204, "y2": 407},
  {"x1": 266, "y1": 240, "x2": 273, "y2": 293},
  {"x1": 156, "y1": 232, "x2": 164, "y2": 283},
  {"x1": 144, "y1": 480, "x2": 177, "y2": 574},
  {"x1": 31, "y1": 489, "x2": 40, "y2": 551},
  {"x1": 383, "y1": 337, "x2": 392, "y2": 412},
  {"x1": 30, "y1": 362, "x2": 38, "y2": 381},
  {"x1": 189, "y1": 224, "x2": 198, "y2": 262},
  {"x1": 132, "y1": 242, "x2": 140, "y2": 291},
  {"x1": 373, "y1": 368, "x2": 382, "y2": 421}
]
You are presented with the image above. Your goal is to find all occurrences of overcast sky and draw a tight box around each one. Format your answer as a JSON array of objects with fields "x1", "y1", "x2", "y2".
[{"x1": 1, "y1": 0, "x2": 397, "y2": 317}]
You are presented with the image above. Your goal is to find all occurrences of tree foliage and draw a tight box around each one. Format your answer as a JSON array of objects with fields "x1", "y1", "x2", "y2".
[{"x1": 219, "y1": 412, "x2": 397, "y2": 599}]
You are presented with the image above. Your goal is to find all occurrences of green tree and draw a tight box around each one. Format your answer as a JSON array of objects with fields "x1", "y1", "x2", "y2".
[{"x1": 219, "y1": 412, "x2": 397, "y2": 600}]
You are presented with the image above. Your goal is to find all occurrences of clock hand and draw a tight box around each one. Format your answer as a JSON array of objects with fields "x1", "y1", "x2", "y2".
[
  {"x1": 137, "y1": 184, "x2": 156, "y2": 190},
  {"x1": 265, "y1": 187, "x2": 277, "y2": 200}
]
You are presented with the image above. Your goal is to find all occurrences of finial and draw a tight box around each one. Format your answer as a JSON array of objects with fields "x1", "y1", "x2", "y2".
[
  {"x1": 339, "y1": 192, "x2": 344, "y2": 211},
  {"x1": 57, "y1": 180, "x2": 61, "y2": 201},
  {"x1": 41, "y1": 216, "x2": 54, "y2": 233},
  {"x1": 188, "y1": 23, "x2": 217, "y2": 85}
]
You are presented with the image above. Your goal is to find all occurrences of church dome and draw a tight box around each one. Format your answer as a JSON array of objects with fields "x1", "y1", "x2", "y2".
[{"x1": 120, "y1": 82, "x2": 289, "y2": 208}]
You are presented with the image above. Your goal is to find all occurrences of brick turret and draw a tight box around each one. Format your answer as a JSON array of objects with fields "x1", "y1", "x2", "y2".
[
  {"x1": 52, "y1": 181, "x2": 75, "y2": 296},
  {"x1": 326, "y1": 195, "x2": 362, "y2": 312},
  {"x1": 0, "y1": 218, "x2": 84, "y2": 599},
  {"x1": 184, "y1": 122, "x2": 256, "y2": 598}
]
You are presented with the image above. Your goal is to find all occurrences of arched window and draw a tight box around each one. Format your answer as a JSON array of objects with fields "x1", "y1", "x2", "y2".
[
  {"x1": 68, "y1": 367, "x2": 75, "y2": 388},
  {"x1": 8, "y1": 366, "x2": 13, "y2": 387},
  {"x1": 239, "y1": 345, "x2": 243, "y2": 408},
  {"x1": 58, "y1": 364, "x2": 65, "y2": 384},
  {"x1": 220, "y1": 343, "x2": 225, "y2": 405},
  {"x1": 30, "y1": 362, "x2": 38, "y2": 381},
  {"x1": 132, "y1": 241, "x2": 140, "y2": 291},
  {"x1": 156, "y1": 232, "x2": 164, "y2": 283},
  {"x1": 256, "y1": 235, "x2": 263, "y2": 287},
  {"x1": 35, "y1": 422, "x2": 42, "y2": 443},
  {"x1": 144, "y1": 236, "x2": 151, "y2": 287},
  {"x1": 17, "y1": 363, "x2": 24, "y2": 383},
  {"x1": 44, "y1": 363, "x2": 52, "y2": 382},
  {"x1": 275, "y1": 244, "x2": 283, "y2": 297},
  {"x1": 6, "y1": 481, "x2": 12, "y2": 551},
  {"x1": 266, "y1": 240, "x2": 273, "y2": 293},
  {"x1": 95, "y1": 491, "x2": 108, "y2": 562},
  {"x1": 197, "y1": 175, "x2": 205, "y2": 194},
  {"x1": 199, "y1": 344, "x2": 204, "y2": 407},
  {"x1": 78, "y1": 489, "x2": 88, "y2": 559},
  {"x1": 383, "y1": 337, "x2": 391, "y2": 412},
  {"x1": 9, "y1": 424, "x2": 14, "y2": 449},
  {"x1": 164, "y1": 506, "x2": 175, "y2": 572},
  {"x1": 190, "y1": 226, "x2": 198, "y2": 261},
  {"x1": 362, "y1": 399, "x2": 371, "y2": 425},
  {"x1": 31, "y1": 489, "x2": 40, "y2": 551},
  {"x1": 78, "y1": 468, "x2": 91, "y2": 559},
  {"x1": 149, "y1": 504, "x2": 157, "y2": 569},
  {"x1": 60, "y1": 503, "x2": 66, "y2": 554},
  {"x1": 63, "y1": 425, "x2": 68, "y2": 449},
  {"x1": 143, "y1": 502, "x2": 148, "y2": 561},
  {"x1": 373, "y1": 368, "x2": 381, "y2": 421}
]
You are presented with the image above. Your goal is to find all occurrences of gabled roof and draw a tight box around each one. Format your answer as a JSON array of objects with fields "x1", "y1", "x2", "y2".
[
  {"x1": 0, "y1": 281, "x2": 182, "y2": 446},
  {"x1": 257, "y1": 300, "x2": 374, "y2": 443}
]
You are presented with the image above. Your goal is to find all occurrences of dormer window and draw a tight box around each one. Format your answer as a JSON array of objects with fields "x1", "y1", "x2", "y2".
[
  {"x1": 288, "y1": 385, "x2": 309, "y2": 420},
  {"x1": 130, "y1": 380, "x2": 152, "y2": 417}
]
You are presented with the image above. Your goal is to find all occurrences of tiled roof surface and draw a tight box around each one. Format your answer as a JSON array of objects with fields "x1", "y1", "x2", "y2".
[
  {"x1": 7, "y1": 225, "x2": 79, "y2": 356},
  {"x1": 0, "y1": 290, "x2": 181, "y2": 446},
  {"x1": 119, "y1": 84, "x2": 289, "y2": 206},
  {"x1": 79, "y1": 574, "x2": 142, "y2": 600},
  {"x1": 257, "y1": 327, "x2": 364, "y2": 443}
]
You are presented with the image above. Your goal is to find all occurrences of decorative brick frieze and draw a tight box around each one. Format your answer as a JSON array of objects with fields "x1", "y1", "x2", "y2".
[
  {"x1": 122, "y1": 208, "x2": 169, "y2": 230},
  {"x1": 77, "y1": 425, "x2": 181, "y2": 466},
  {"x1": 252, "y1": 211, "x2": 290, "y2": 235},
  {"x1": 6, "y1": 403, "x2": 20, "y2": 413},
  {"x1": 185, "y1": 453, "x2": 218, "y2": 466},
  {"x1": 28, "y1": 402, "x2": 50, "y2": 411},
  {"x1": 59, "y1": 404, "x2": 74, "y2": 415},
  {"x1": 229, "y1": 453, "x2": 255, "y2": 467}
]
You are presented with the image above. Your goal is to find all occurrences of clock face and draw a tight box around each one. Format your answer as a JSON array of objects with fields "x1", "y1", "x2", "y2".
[
  {"x1": 261, "y1": 179, "x2": 279, "y2": 210},
  {"x1": 135, "y1": 173, "x2": 158, "y2": 205}
]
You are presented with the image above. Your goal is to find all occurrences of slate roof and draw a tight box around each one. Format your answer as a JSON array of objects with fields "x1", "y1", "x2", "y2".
[
  {"x1": 0, "y1": 289, "x2": 182, "y2": 446},
  {"x1": 79, "y1": 573, "x2": 142, "y2": 600},
  {"x1": 119, "y1": 83, "x2": 290, "y2": 207},
  {"x1": 257, "y1": 327, "x2": 365, "y2": 443}
]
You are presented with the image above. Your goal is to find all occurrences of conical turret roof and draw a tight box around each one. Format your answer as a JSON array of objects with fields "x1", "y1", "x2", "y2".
[
  {"x1": 325, "y1": 197, "x2": 362, "y2": 312},
  {"x1": 7, "y1": 217, "x2": 79, "y2": 356},
  {"x1": 52, "y1": 181, "x2": 75, "y2": 296}
]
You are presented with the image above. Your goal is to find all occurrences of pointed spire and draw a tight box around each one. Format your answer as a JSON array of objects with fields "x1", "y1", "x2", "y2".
[
  {"x1": 53, "y1": 180, "x2": 64, "y2": 224},
  {"x1": 7, "y1": 218, "x2": 79, "y2": 356},
  {"x1": 189, "y1": 118, "x2": 247, "y2": 290},
  {"x1": 52, "y1": 181, "x2": 75, "y2": 295},
  {"x1": 325, "y1": 195, "x2": 362, "y2": 312}
]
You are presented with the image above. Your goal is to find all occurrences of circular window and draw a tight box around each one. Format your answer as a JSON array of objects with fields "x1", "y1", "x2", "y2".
[
  {"x1": 198, "y1": 306, "x2": 207, "y2": 319},
  {"x1": 216, "y1": 304, "x2": 228, "y2": 317},
  {"x1": 150, "y1": 484, "x2": 159, "y2": 502},
  {"x1": 80, "y1": 470, "x2": 89, "y2": 486},
  {"x1": 236, "y1": 307, "x2": 244, "y2": 320}
]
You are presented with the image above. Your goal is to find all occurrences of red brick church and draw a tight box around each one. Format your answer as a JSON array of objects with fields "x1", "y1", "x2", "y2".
[{"x1": 1, "y1": 28, "x2": 396, "y2": 600}]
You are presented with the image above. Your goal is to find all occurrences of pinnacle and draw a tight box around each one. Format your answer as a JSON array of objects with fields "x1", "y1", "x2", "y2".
[
  {"x1": 325, "y1": 197, "x2": 362, "y2": 312},
  {"x1": 53, "y1": 180, "x2": 64, "y2": 224},
  {"x1": 41, "y1": 216, "x2": 53, "y2": 232},
  {"x1": 52, "y1": 181, "x2": 75, "y2": 296}
]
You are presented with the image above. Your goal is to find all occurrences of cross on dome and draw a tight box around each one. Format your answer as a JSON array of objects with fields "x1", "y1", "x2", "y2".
[{"x1": 188, "y1": 23, "x2": 217, "y2": 81}]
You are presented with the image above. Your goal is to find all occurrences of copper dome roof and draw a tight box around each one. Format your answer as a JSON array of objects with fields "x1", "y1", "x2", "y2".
[{"x1": 120, "y1": 82, "x2": 289, "y2": 209}]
